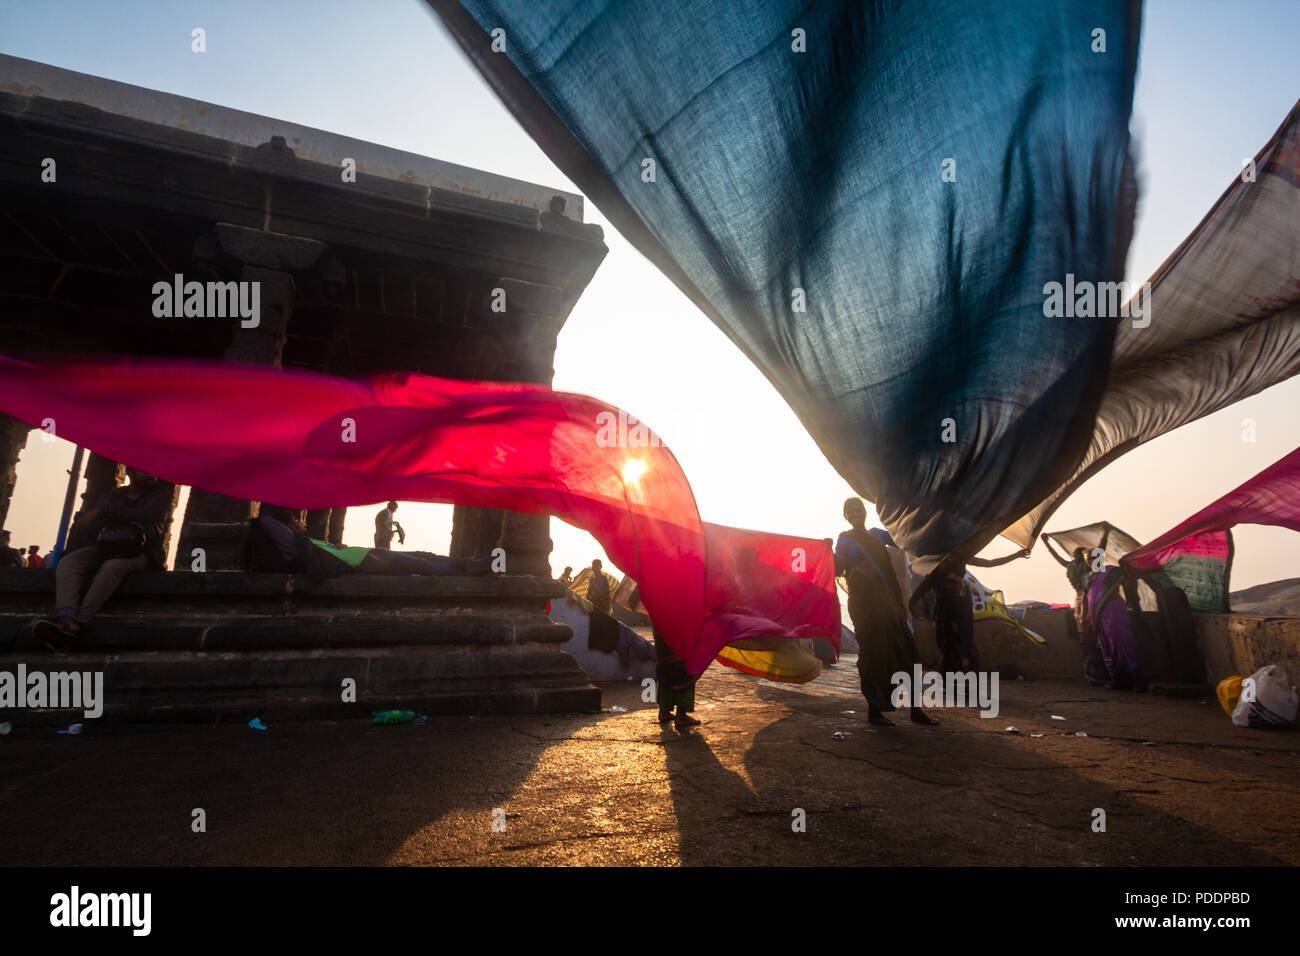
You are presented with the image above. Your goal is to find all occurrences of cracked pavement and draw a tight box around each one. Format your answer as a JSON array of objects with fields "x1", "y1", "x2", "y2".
[{"x1": 1, "y1": 657, "x2": 1297, "y2": 865}]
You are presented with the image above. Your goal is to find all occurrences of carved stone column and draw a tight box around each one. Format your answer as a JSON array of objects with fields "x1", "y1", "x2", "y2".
[
  {"x1": 326, "y1": 507, "x2": 346, "y2": 547},
  {"x1": 450, "y1": 506, "x2": 503, "y2": 562},
  {"x1": 0, "y1": 414, "x2": 30, "y2": 529},
  {"x1": 304, "y1": 509, "x2": 332, "y2": 539},
  {"x1": 177, "y1": 225, "x2": 328, "y2": 570},
  {"x1": 67, "y1": 452, "x2": 123, "y2": 551}
]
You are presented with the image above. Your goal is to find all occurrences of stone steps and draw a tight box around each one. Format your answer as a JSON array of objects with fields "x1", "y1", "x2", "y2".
[{"x1": 0, "y1": 569, "x2": 601, "y2": 724}]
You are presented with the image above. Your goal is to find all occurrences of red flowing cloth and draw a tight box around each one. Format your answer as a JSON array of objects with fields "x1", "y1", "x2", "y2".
[
  {"x1": 1123, "y1": 445, "x2": 1300, "y2": 574},
  {"x1": 0, "y1": 355, "x2": 838, "y2": 674}
]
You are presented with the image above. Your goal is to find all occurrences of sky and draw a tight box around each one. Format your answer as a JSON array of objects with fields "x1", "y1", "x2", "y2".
[{"x1": 1, "y1": 0, "x2": 1298, "y2": 603}]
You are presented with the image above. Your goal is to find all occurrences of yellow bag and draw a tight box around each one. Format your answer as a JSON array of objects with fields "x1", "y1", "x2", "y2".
[{"x1": 1216, "y1": 675, "x2": 1244, "y2": 717}]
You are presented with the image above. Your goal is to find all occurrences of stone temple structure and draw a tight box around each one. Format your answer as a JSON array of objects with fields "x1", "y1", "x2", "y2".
[{"x1": 0, "y1": 55, "x2": 608, "y2": 721}]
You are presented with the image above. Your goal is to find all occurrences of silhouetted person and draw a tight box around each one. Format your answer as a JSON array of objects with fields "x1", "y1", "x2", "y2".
[
  {"x1": 835, "y1": 497, "x2": 936, "y2": 727},
  {"x1": 932, "y1": 565, "x2": 977, "y2": 673},
  {"x1": 36, "y1": 469, "x2": 171, "y2": 648},
  {"x1": 25, "y1": 545, "x2": 43, "y2": 568},
  {"x1": 587, "y1": 558, "x2": 612, "y2": 613},
  {"x1": 653, "y1": 624, "x2": 700, "y2": 729},
  {"x1": 374, "y1": 501, "x2": 405, "y2": 550},
  {"x1": 1066, "y1": 546, "x2": 1093, "y2": 637},
  {"x1": 0, "y1": 531, "x2": 23, "y2": 568}
]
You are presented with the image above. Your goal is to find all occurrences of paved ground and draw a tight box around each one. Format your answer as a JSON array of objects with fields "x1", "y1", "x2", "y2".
[{"x1": 2, "y1": 658, "x2": 1298, "y2": 866}]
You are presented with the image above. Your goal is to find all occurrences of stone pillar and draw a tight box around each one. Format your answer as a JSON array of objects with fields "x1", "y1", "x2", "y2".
[
  {"x1": 450, "y1": 506, "x2": 501, "y2": 561},
  {"x1": 326, "y1": 507, "x2": 346, "y2": 547},
  {"x1": 450, "y1": 503, "x2": 551, "y2": 577},
  {"x1": 500, "y1": 512, "x2": 553, "y2": 577},
  {"x1": 67, "y1": 453, "x2": 124, "y2": 551},
  {"x1": 177, "y1": 225, "x2": 328, "y2": 569},
  {"x1": 0, "y1": 415, "x2": 30, "y2": 529},
  {"x1": 304, "y1": 509, "x2": 332, "y2": 539},
  {"x1": 155, "y1": 480, "x2": 183, "y2": 569}
]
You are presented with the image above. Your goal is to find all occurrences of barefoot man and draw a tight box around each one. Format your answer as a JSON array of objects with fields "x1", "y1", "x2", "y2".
[{"x1": 835, "y1": 497, "x2": 937, "y2": 727}]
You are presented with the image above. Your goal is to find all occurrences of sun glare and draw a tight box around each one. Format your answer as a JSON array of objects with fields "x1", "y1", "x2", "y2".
[{"x1": 621, "y1": 459, "x2": 648, "y2": 484}]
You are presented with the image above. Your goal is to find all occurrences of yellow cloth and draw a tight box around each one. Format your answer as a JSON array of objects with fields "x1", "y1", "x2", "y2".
[
  {"x1": 715, "y1": 640, "x2": 822, "y2": 683},
  {"x1": 1217, "y1": 675, "x2": 1244, "y2": 717}
]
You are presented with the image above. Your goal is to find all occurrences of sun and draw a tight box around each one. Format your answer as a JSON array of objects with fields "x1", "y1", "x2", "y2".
[{"x1": 621, "y1": 459, "x2": 648, "y2": 484}]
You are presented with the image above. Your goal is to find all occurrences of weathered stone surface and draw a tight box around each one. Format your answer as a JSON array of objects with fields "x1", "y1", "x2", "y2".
[
  {"x1": 0, "y1": 568, "x2": 592, "y2": 722},
  {"x1": 1194, "y1": 612, "x2": 1300, "y2": 683},
  {"x1": 0, "y1": 414, "x2": 30, "y2": 528}
]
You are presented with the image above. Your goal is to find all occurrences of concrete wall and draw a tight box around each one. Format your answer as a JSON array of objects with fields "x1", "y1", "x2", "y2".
[
  {"x1": 548, "y1": 594, "x2": 656, "y2": 683},
  {"x1": 911, "y1": 607, "x2": 1300, "y2": 687},
  {"x1": 912, "y1": 608, "x2": 1081, "y2": 679},
  {"x1": 1194, "y1": 613, "x2": 1300, "y2": 684}
]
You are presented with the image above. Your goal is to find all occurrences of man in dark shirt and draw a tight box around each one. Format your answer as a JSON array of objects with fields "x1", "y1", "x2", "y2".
[
  {"x1": 36, "y1": 469, "x2": 172, "y2": 647},
  {"x1": 586, "y1": 558, "x2": 612, "y2": 613}
]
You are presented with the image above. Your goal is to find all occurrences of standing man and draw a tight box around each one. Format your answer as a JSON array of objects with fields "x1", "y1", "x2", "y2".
[
  {"x1": 586, "y1": 558, "x2": 612, "y2": 613},
  {"x1": 374, "y1": 501, "x2": 405, "y2": 550},
  {"x1": 835, "y1": 497, "x2": 937, "y2": 727},
  {"x1": 932, "y1": 566, "x2": 978, "y2": 673},
  {"x1": 25, "y1": 545, "x2": 44, "y2": 568}
]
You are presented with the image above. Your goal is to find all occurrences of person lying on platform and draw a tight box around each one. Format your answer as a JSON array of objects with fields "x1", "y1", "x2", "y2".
[
  {"x1": 245, "y1": 513, "x2": 487, "y2": 577},
  {"x1": 310, "y1": 536, "x2": 488, "y2": 576},
  {"x1": 35, "y1": 469, "x2": 172, "y2": 649}
]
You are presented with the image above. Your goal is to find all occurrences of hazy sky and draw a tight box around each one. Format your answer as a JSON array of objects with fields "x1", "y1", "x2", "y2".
[{"x1": 1, "y1": 0, "x2": 1297, "y2": 603}]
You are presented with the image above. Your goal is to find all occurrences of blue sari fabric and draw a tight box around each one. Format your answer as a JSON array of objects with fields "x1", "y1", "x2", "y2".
[{"x1": 448, "y1": 0, "x2": 1140, "y2": 570}]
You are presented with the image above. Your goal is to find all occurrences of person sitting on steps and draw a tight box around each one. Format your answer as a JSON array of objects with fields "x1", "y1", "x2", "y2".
[{"x1": 35, "y1": 468, "x2": 172, "y2": 650}]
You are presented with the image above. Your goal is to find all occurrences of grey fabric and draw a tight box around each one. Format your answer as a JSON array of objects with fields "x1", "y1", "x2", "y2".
[{"x1": 1006, "y1": 101, "x2": 1300, "y2": 553}]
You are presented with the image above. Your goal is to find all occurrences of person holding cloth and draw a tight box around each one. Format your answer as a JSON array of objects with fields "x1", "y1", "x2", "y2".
[
  {"x1": 835, "y1": 497, "x2": 937, "y2": 727},
  {"x1": 374, "y1": 501, "x2": 405, "y2": 550}
]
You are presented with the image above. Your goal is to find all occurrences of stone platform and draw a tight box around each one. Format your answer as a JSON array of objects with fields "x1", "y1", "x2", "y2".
[{"x1": 0, "y1": 569, "x2": 600, "y2": 724}]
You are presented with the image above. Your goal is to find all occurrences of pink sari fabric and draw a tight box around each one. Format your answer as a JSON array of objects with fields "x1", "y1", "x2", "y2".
[
  {"x1": 1123, "y1": 446, "x2": 1300, "y2": 574},
  {"x1": 0, "y1": 355, "x2": 838, "y2": 674}
]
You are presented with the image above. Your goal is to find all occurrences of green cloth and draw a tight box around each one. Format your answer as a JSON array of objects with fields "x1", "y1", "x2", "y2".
[
  {"x1": 1066, "y1": 558, "x2": 1092, "y2": 594},
  {"x1": 310, "y1": 539, "x2": 369, "y2": 568},
  {"x1": 657, "y1": 681, "x2": 695, "y2": 714}
]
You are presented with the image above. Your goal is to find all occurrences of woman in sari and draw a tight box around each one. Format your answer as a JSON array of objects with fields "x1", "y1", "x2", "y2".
[{"x1": 836, "y1": 498, "x2": 937, "y2": 727}]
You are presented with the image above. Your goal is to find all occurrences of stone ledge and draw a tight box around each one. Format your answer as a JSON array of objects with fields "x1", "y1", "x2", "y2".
[
  {"x1": 0, "y1": 568, "x2": 565, "y2": 601},
  {"x1": 0, "y1": 610, "x2": 573, "y2": 652},
  {"x1": 0, "y1": 643, "x2": 601, "y2": 723}
]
